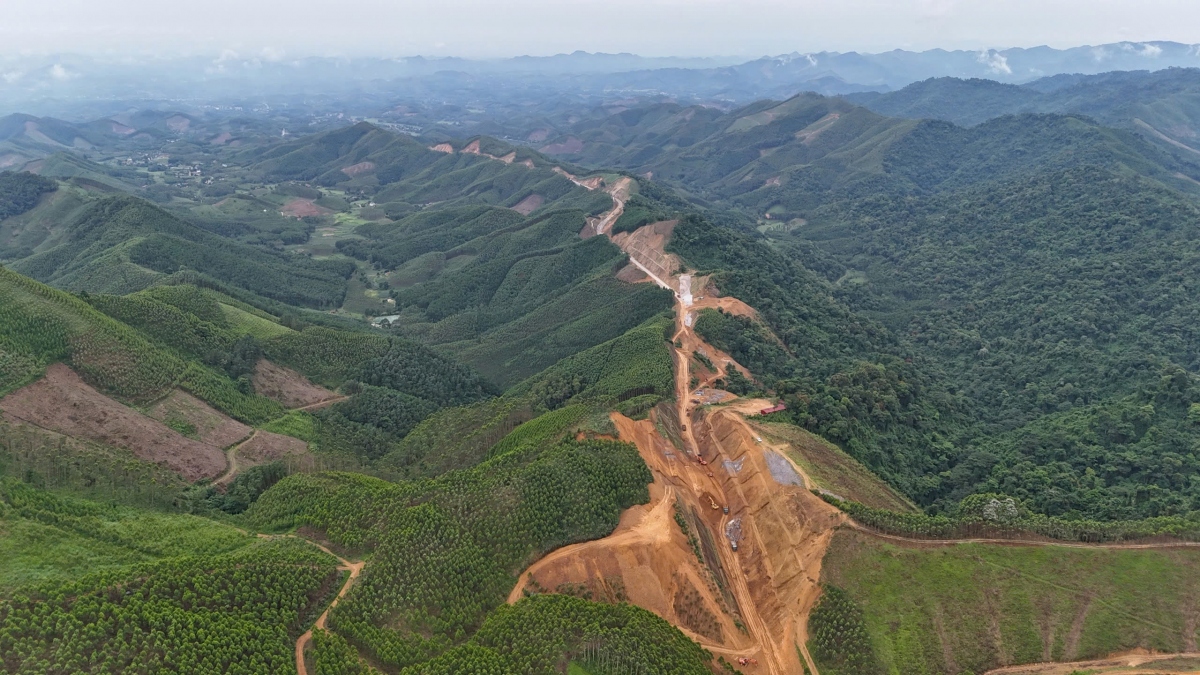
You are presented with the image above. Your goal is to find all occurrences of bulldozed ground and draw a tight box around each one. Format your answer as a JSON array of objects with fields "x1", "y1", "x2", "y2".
[
  {"x1": 0, "y1": 364, "x2": 226, "y2": 481},
  {"x1": 252, "y1": 359, "x2": 339, "y2": 409},
  {"x1": 507, "y1": 171, "x2": 1200, "y2": 675},
  {"x1": 509, "y1": 175, "x2": 847, "y2": 675}
]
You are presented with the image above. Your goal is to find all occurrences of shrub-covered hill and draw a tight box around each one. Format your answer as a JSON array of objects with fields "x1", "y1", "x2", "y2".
[
  {"x1": 351, "y1": 204, "x2": 673, "y2": 390},
  {"x1": 0, "y1": 481, "x2": 341, "y2": 675},
  {"x1": 379, "y1": 313, "x2": 675, "y2": 479},
  {"x1": 0, "y1": 171, "x2": 57, "y2": 221},
  {"x1": 0, "y1": 267, "x2": 496, "y2": 478},
  {"x1": 246, "y1": 395, "x2": 713, "y2": 673},
  {"x1": 0, "y1": 266, "x2": 281, "y2": 422},
  {"x1": 538, "y1": 92, "x2": 1200, "y2": 219},
  {"x1": 818, "y1": 528, "x2": 1200, "y2": 675},
  {"x1": 3, "y1": 195, "x2": 354, "y2": 307},
  {"x1": 242, "y1": 122, "x2": 611, "y2": 216},
  {"x1": 847, "y1": 67, "x2": 1200, "y2": 146}
]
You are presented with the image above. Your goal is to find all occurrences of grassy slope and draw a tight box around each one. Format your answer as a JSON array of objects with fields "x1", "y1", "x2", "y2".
[
  {"x1": 753, "y1": 420, "x2": 917, "y2": 513},
  {"x1": 820, "y1": 528, "x2": 1200, "y2": 675},
  {"x1": 0, "y1": 481, "x2": 253, "y2": 589}
]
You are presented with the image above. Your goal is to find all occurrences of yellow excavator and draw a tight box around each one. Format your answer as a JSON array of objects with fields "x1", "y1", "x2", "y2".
[{"x1": 709, "y1": 496, "x2": 720, "y2": 510}]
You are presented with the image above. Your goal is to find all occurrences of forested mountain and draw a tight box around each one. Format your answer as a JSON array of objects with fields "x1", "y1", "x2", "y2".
[
  {"x1": 4, "y1": 64, "x2": 1200, "y2": 675},
  {"x1": 848, "y1": 67, "x2": 1200, "y2": 152},
  {"x1": 539, "y1": 91, "x2": 1200, "y2": 215}
]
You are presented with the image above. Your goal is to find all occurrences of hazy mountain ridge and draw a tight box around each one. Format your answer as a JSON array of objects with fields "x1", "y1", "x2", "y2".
[{"x1": 5, "y1": 41, "x2": 1200, "y2": 119}]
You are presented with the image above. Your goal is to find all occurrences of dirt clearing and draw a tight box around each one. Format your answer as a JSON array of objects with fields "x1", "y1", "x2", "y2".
[
  {"x1": 252, "y1": 360, "x2": 338, "y2": 408},
  {"x1": 511, "y1": 194, "x2": 544, "y2": 215},
  {"x1": 540, "y1": 137, "x2": 585, "y2": 155},
  {"x1": 281, "y1": 199, "x2": 333, "y2": 219},
  {"x1": 239, "y1": 430, "x2": 308, "y2": 464},
  {"x1": 146, "y1": 389, "x2": 251, "y2": 448},
  {"x1": 611, "y1": 220, "x2": 682, "y2": 291},
  {"x1": 341, "y1": 161, "x2": 376, "y2": 177},
  {"x1": 0, "y1": 364, "x2": 225, "y2": 481}
]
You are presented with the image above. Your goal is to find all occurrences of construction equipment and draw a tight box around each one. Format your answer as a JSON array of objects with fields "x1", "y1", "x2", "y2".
[
  {"x1": 708, "y1": 496, "x2": 720, "y2": 510},
  {"x1": 723, "y1": 506, "x2": 730, "y2": 515}
]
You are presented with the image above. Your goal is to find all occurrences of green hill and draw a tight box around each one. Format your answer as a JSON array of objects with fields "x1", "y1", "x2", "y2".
[
  {"x1": 4, "y1": 195, "x2": 354, "y2": 306},
  {"x1": 848, "y1": 68, "x2": 1200, "y2": 155},
  {"x1": 243, "y1": 123, "x2": 610, "y2": 216}
]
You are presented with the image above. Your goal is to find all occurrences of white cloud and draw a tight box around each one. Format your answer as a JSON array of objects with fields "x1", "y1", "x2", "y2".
[
  {"x1": 976, "y1": 49, "x2": 1012, "y2": 75},
  {"x1": 260, "y1": 46, "x2": 285, "y2": 62},
  {"x1": 1091, "y1": 46, "x2": 1110, "y2": 61},
  {"x1": 1, "y1": 70, "x2": 24, "y2": 84},
  {"x1": 1138, "y1": 43, "x2": 1162, "y2": 57},
  {"x1": 49, "y1": 63, "x2": 74, "y2": 80}
]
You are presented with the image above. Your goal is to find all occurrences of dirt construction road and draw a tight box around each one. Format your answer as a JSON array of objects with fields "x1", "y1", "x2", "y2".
[
  {"x1": 508, "y1": 174, "x2": 844, "y2": 675},
  {"x1": 294, "y1": 541, "x2": 364, "y2": 675}
]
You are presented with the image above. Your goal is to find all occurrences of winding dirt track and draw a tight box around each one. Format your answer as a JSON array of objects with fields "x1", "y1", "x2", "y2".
[
  {"x1": 984, "y1": 650, "x2": 1200, "y2": 675},
  {"x1": 292, "y1": 395, "x2": 348, "y2": 412},
  {"x1": 214, "y1": 396, "x2": 347, "y2": 487},
  {"x1": 213, "y1": 431, "x2": 257, "y2": 486},
  {"x1": 293, "y1": 540, "x2": 365, "y2": 675}
]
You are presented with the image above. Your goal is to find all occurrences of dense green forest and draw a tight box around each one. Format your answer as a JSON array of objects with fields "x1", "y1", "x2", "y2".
[
  {"x1": 5, "y1": 196, "x2": 353, "y2": 306},
  {"x1": 0, "y1": 481, "x2": 341, "y2": 674},
  {"x1": 247, "y1": 427, "x2": 655, "y2": 669},
  {"x1": 0, "y1": 172, "x2": 57, "y2": 220}
]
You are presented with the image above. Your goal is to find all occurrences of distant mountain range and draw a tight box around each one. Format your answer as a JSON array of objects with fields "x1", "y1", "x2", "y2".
[{"x1": 4, "y1": 42, "x2": 1200, "y2": 119}]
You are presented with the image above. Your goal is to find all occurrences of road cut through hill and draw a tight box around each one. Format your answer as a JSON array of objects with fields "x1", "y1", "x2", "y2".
[{"x1": 509, "y1": 173, "x2": 847, "y2": 675}]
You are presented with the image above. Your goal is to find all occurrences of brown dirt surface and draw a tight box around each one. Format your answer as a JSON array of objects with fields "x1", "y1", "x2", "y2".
[
  {"x1": 238, "y1": 430, "x2": 309, "y2": 464},
  {"x1": 461, "y1": 139, "x2": 482, "y2": 154},
  {"x1": 281, "y1": 198, "x2": 333, "y2": 219},
  {"x1": 615, "y1": 262, "x2": 651, "y2": 283},
  {"x1": 146, "y1": 389, "x2": 251, "y2": 448},
  {"x1": 795, "y1": 112, "x2": 841, "y2": 145},
  {"x1": 509, "y1": 219, "x2": 846, "y2": 673},
  {"x1": 210, "y1": 131, "x2": 233, "y2": 145},
  {"x1": 110, "y1": 121, "x2": 136, "y2": 135},
  {"x1": 527, "y1": 129, "x2": 550, "y2": 142},
  {"x1": 0, "y1": 364, "x2": 225, "y2": 481},
  {"x1": 430, "y1": 143, "x2": 454, "y2": 153},
  {"x1": 252, "y1": 359, "x2": 338, "y2": 408},
  {"x1": 341, "y1": 161, "x2": 376, "y2": 177},
  {"x1": 540, "y1": 136, "x2": 584, "y2": 155},
  {"x1": 510, "y1": 194, "x2": 544, "y2": 215},
  {"x1": 611, "y1": 219, "x2": 681, "y2": 287}
]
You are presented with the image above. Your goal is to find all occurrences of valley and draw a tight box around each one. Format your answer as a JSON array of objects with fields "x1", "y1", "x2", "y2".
[{"x1": 3, "y1": 61, "x2": 1200, "y2": 675}]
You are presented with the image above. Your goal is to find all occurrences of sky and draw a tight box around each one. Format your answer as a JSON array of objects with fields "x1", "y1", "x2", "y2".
[{"x1": 3, "y1": 0, "x2": 1200, "y2": 59}]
